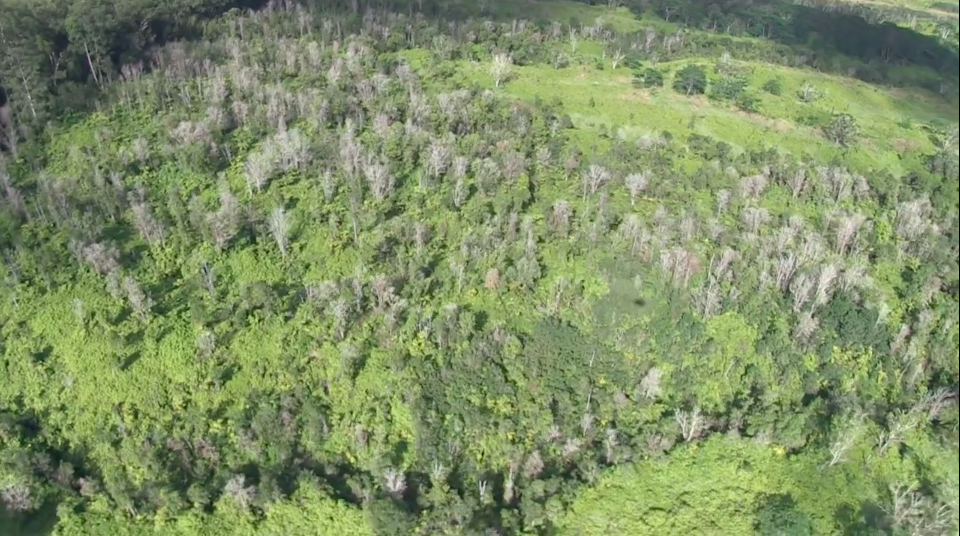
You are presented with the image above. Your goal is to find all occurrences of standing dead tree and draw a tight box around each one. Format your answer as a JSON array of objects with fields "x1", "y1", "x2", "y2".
[
  {"x1": 268, "y1": 207, "x2": 290, "y2": 258},
  {"x1": 491, "y1": 53, "x2": 513, "y2": 87},
  {"x1": 827, "y1": 410, "x2": 865, "y2": 467},
  {"x1": 624, "y1": 172, "x2": 649, "y2": 205},
  {"x1": 581, "y1": 164, "x2": 611, "y2": 201},
  {"x1": 128, "y1": 187, "x2": 165, "y2": 247},
  {"x1": 675, "y1": 406, "x2": 704, "y2": 442},
  {"x1": 207, "y1": 189, "x2": 241, "y2": 252}
]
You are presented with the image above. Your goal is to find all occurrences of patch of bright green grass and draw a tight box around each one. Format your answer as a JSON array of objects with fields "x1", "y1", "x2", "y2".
[
  {"x1": 414, "y1": 0, "x2": 956, "y2": 174},
  {"x1": 453, "y1": 54, "x2": 956, "y2": 175}
]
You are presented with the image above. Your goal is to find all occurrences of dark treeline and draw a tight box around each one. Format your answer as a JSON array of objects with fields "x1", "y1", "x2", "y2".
[
  {"x1": 0, "y1": 0, "x2": 270, "y2": 139},
  {"x1": 4, "y1": 0, "x2": 447, "y2": 145}
]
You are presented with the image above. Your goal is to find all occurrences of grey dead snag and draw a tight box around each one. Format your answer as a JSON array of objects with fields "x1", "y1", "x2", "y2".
[
  {"x1": 624, "y1": 172, "x2": 649, "y2": 205},
  {"x1": 268, "y1": 207, "x2": 290, "y2": 258},
  {"x1": 491, "y1": 53, "x2": 513, "y2": 87},
  {"x1": 82, "y1": 242, "x2": 121, "y2": 275},
  {"x1": 581, "y1": 164, "x2": 610, "y2": 201},
  {"x1": 675, "y1": 406, "x2": 703, "y2": 442},
  {"x1": 224, "y1": 474, "x2": 256, "y2": 510}
]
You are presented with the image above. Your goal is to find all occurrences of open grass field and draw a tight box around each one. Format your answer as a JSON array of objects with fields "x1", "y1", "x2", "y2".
[
  {"x1": 457, "y1": 58, "x2": 954, "y2": 172},
  {"x1": 402, "y1": 0, "x2": 957, "y2": 178}
]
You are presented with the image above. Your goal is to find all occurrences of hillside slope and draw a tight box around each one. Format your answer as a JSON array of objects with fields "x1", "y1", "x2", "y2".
[{"x1": 0, "y1": 1, "x2": 957, "y2": 534}]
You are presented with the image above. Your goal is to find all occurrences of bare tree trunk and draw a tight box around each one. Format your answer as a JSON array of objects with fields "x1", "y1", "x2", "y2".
[{"x1": 84, "y1": 41, "x2": 102, "y2": 89}]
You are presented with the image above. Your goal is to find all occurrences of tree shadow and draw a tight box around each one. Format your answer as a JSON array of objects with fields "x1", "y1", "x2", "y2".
[
  {"x1": 0, "y1": 502, "x2": 58, "y2": 536},
  {"x1": 120, "y1": 351, "x2": 142, "y2": 371},
  {"x1": 835, "y1": 500, "x2": 890, "y2": 535},
  {"x1": 32, "y1": 345, "x2": 53, "y2": 365}
]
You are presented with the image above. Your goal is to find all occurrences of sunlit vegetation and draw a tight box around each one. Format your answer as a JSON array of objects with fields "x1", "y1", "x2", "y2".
[{"x1": 0, "y1": 0, "x2": 957, "y2": 534}]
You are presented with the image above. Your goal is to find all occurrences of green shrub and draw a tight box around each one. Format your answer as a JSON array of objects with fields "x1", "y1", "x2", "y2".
[
  {"x1": 710, "y1": 75, "x2": 748, "y2": 101},
  {"x1": 761, "y1": 78, "x2": 782, "y2": 95},
  {"x1": 633, "y1": 68, "x2": 664, "y2": 89},
  {"x1": 736, "y1": 91, "x2": 760, "y2": 113},
  {"x1": 797, "y1": 83, "x2": 821, "y2": 103},
  {"x1": 796, "y1": 108, "x2": 833, "y2": 128},
  {"x1": 823, "y1": 113, "x2": 860, "y2": 146},
  {"x1": 673, "y1": 64, "x2": 708, "y2": 95},
  {"x1": 553, "y1": 52, "x2": 570, "y2": 69},
  {"x1": 756, "y1": 495, "x2": 814, "y2": 536}
]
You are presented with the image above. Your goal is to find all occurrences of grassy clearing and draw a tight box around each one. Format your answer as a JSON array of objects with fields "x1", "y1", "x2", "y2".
[
  {"x1": 453, "y1": 57, "x2": 955, "y2": 174},
  {"x1": 423, "y1": 0, "x2": 957, "y2": 176},
  {"x1": 447, "y1": 1, "x2": 958, "y2": 173}
]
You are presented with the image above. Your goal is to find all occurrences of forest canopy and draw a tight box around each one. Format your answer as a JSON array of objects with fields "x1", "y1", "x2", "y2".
[{"x1": 0, "y1": 0, "x2": 958, "y2": 534}]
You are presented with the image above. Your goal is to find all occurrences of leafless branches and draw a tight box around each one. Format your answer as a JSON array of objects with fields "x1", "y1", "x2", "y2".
[
  {"x1": 834, "y1": 211, "x2": 868, "y2": 255},
  {"x1": 876, "y1": 408, "x2": 920, "y2": 455},
  {"x1": 813, "y1": 262, "x2": 840, "y2": 309},
  {"x1": 502, "y1": 151, "x2": 527, "y2": 182},
  {"x1": 171, "y1": 120, "x2": 213, "y2": 149},
  {"x1": 383, "y1": 468, "x2": 407, "y2": 497},
  {"x1": 739, "y1": 173, "x2": 768, "y2": 202},
  {"x1": 0, "y1": 483, "x2": 35, "y2": 512},
  {"x1": 895, "y1": 199, "x2": 932, "y2": 241},
  {"x1": 788, "y1": 167, "x2": 807, "y2": 197},
  {"x1": 816, "y1": 166, "x2": 856, "y2": 203},
  {"x1": 775, "y1": 253, "x2": 798, "y2": 292},
  {"x1": 245, "y1": 151, "x2": 273, "y2": 194},
  {"x1": 245, "y1": 128, "x2": 312, "y2": 194},
  {"x1": 828, "y1": 410, "x2": 865, "y2": 466},
  {"x1": 207, "y1": 189, "x2": 240, "y2": 252},
  {"x1": 427, "y1": 137, "x2": 452, "y2": 181},
  {"x1": 362, "y1": 159, "x2": 394, "y2": 201},
  {"x1": 741, "y1": 206, "x2": 771, "y2": 234},
  {"x1": 523, "y1": 450, "x2": 545, "y2": 479},
  {"x1": 675, "y1": 406, "x2": 704, "y2": 442},
  {"x1": 370, "y1": 274, "x2": 397, "y2": 310},
  {"x1": 0, "y1": 171, "x2": 27, "y2": 220},
  {"x1": 581, "y1": 164, "x2": 611, "y2": 200},
  {"x1": 624, "y1": 172, "x2": 649, "y2": 205},
  {"x1": 659, "y1": 247, "x2": 699, "y2": 287},
  {"x1": 129, "y1": 187, "x2": 165, "y2": 247},
  {"x1": 639, "y1": 367, "x2": 663, "y2": 400},
  {"x1": 881, "y1": 482, "x2": 954, "y2": 535},
  {"x1": 330, "y1": 298, "x2": 351, "y2": 341},
  {"x1": 793, "y1": 311, "x2": 820, "y2": 343},
  {"x1": 268, "y1": 207, "x2": 290, "y2": 258},
  {"x1": 491, "y1": 53, "x2": 513, "y2": 87},
  {"x1": 123, "y1": 276, "x2": 152, "y2": 320},
  {"x1": 549, "y1": 200, "x2": 573, "y2": 237},
  {"x1": 82, "y1": 242, "x2": 121, "y2": 275},
  {"x1": 224, "y1": 474, "x2": 256, "y2": 510},
  {"x1": 715, "y1": 189, "x2": 732, "y2": 214}
]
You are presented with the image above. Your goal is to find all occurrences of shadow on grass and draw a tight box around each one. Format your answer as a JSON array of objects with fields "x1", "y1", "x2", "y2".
[{"x1": 631, "y1": 0, "x2": 957, "y2": 95}]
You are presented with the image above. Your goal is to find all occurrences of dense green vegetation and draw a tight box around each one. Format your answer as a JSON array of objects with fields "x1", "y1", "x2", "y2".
[{"x1": 1, "y1": 0, "x2": 958, "y2": 534}]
